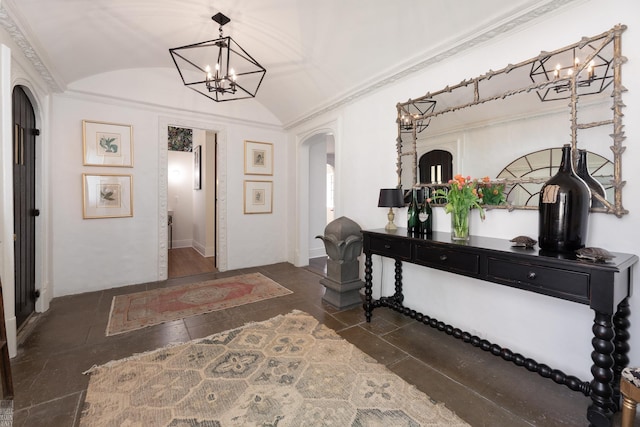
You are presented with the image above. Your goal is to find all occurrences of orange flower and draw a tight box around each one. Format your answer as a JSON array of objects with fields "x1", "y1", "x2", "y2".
[{"x1": 482, "y1": 176, "x2": 491, "y2": 183}]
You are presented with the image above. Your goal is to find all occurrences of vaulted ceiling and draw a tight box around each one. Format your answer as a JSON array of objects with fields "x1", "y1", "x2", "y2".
[{"x1": 1, "y1": 0, "x2": 573, "y2": 127}]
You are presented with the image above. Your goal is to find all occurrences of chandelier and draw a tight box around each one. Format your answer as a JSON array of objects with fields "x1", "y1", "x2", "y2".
[
  {"x1": 169, "y1": 13, "x2": 266, "y2": 102},
  {"x1": 529, "y1": 45, "x2": 612, "y2": 102},
  {"x1": 397, "y1": 99, "x2": 437, "y2": 134}
]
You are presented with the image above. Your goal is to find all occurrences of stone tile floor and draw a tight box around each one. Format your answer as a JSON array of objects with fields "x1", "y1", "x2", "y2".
[{"x1": 10, "y1": 262, "x2": 632, "y2": 426}]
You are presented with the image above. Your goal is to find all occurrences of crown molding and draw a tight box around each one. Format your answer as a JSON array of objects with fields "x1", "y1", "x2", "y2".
[
  {"x1": 283, "y1": 0, "x2": 581, "y2": 130},
  {"x1": 0, "y1": 2, "x2": 62, "y2": 92}
]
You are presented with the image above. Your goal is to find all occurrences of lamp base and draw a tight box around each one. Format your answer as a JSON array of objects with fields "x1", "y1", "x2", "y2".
[{"x1": 385, "y1": 207, "x2": 397, "y2": 231}]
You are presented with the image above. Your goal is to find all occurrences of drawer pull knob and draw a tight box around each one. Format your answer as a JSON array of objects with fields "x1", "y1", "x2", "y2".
[
  {"x1": 527, "y1": 271, "x2": 537, "y2": 280},
  {"x1": 384, "y1": 244, "x2": 391, "y2": 249},
  {"x1": 439, "y1": 255, "x2": 448, "y2": 261}
]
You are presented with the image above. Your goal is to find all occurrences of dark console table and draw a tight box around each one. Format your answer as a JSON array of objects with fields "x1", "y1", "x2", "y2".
[{"x1": 362, "y1": 228, "x2": 637, "y2": 427}]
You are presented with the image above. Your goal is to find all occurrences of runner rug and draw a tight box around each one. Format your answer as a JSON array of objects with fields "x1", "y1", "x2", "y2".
[
  {"x1": 106, "y1": 272, "x2": 292, "y2": 336},
  {"x1": 83, "y1": 310, "x2": 469, "y2": 426}
]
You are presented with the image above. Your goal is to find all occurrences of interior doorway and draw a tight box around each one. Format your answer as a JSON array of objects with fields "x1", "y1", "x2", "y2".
[
  {"x1": 12, "y1": 85, "x2": 38, "y2": 329},
  {"x1": 307, "y1": 132, "x2": 335, "y2": 271},
  {"x1": 166, "y1": 126, "x2": 217, "y2": 278}
]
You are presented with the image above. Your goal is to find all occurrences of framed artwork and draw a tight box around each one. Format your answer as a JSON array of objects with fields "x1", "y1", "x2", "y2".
[
  {"x1": 83, "y1": 120, "x2": 133, "y2": 167},
  {"x1": 244, "y1": 140, "x2": 273, "y2": 175},
  {"x1": 244, "y1": 180, "x2": 273, "y2": 214},
  {"x1": 193, "y1": 145, "x2": 201, "y2": 190},
  {"x1": 82, "y1": 174, "x2": 133, "y2": 219}
]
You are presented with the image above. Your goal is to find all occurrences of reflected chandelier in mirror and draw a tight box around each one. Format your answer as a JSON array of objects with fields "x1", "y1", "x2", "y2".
[{"x1": 396, "y1": 24, "x2": 628, "y2": 217}]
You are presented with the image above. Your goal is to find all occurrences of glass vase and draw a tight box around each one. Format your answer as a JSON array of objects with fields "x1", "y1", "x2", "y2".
[{"x1": 451, "y1": 208, "x2": 470, "y2": 241}]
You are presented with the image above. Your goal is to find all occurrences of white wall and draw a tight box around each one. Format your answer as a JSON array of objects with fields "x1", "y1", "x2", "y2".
[
  {"x1": 289, "y1": 0, "x2": 640, "y2": 380},
  {"x1": 48, "y1": 68, "x2": 288, "y2": 295},
  {"x1": 167, "y1": 150, "x2": 193, "y2": 248}
]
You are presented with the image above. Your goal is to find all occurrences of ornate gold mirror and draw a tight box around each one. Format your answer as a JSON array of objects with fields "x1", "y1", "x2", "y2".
[{"x1": 396, "y1": 24, "x2": 627, "y2": 217}]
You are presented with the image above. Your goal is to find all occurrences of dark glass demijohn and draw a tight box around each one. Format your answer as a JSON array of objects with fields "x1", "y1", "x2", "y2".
[
  {"x1": 576, "y1": 149, "x2": 606, "y2": 209},
  {"x1": 538, "y1": 144, "x2": 590, "y2": 252}
]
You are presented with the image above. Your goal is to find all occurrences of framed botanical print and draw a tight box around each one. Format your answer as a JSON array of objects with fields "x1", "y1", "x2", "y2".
[
  {"x1": 244, "y1": 140, "x2": 273, "y2": 175},
  {"x1": 194, "y1": 145, "x2": 201, "y2": 190},
  {"x1": 82, "y1": 174, "x2": 133, "y2": 218},
  {"x1": 83, "y1": 120, "x2": 133, "y2": 167},
  {"x1": 244, "y1": 180, "x2": 273, "y2": 214}
]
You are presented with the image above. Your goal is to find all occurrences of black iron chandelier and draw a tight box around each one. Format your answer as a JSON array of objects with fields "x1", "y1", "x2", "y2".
[
  {"x1": 397, "y1": 99, "x2": 437, "y2": 134},
  {"x1": 169, "y1": 13, "x2": 266, "y2": 102},
  {"x1": 529, "y1": 44, "x2": 612, "y2": 102}
]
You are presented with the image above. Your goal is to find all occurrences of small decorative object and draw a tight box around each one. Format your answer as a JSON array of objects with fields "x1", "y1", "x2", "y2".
[
  {"x1": 83, "y1": 120, "x2": 133, "y2": 167},
  {"x1": 244, "y1": 140, "x2": 273, "y2": 175},
  {"x1": 316, "y1": 216, "x2": 364, "y2": 308},
  {"x1": 82, "y1": 174, "x2": 133, "y2": 219},
  {"x1": 433, "y1": 174, "x2": 485, "y2": 241},
  {"x1": 377, "y1": 188, "x2": 404, "y2": 231},
  {"x1": 576, "y1": 247, "x2": 616, "y2": 263},
  {"x1": 478, "y1": 177, "x2": 506, "y2": 205},
  {"x1": 510, "y1": 235, "x2": 537, "y2": 248},
  {"x1": 538, "y1": 144, "x2": 590, "y2": 252},
  {"x1": 244, "y1": 180, "x2": 273, "y2": 214},
  {"x1": 193, "y1": 145, "x2": 201, "y2": 190},
  {"x1": 576, "y1": 149, "x2": 607, "y2": 209}
]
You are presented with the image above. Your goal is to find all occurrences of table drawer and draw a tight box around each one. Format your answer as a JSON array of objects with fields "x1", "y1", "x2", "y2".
[
  {"x1": 414, "y1": 244, "x2": 479, "y2": 275},
  {"x1": 487, "y1": 258, "x2": 589, "y2": 301},
  {"x1": 368, "y1": 236, "x2": 411, "y2": 259}
]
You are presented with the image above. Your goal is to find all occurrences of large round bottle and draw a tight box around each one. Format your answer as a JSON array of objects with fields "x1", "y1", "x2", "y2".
[
  {"x1": 576, "y1": 149, "x2": 606, "y2": 209},
  {"x1": 538, "y1": 144, "x2": 590, "y2": 252}
]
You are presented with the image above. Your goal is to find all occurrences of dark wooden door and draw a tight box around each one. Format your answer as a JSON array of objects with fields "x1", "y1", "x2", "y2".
[{"x1": 13, "y1": 86, "x2": 37, "y2": 329}]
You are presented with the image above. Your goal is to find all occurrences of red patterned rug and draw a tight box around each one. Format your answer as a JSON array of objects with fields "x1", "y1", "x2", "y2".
[{"x1": 106, "y1": 273, "x2": 292, "y2": 336}]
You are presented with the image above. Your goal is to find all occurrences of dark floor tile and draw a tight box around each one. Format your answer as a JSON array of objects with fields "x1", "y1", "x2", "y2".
[
  {"x1": 390, "y1": 356, "x2": 531, "y2": 427},
  {"x1": 338, "y1": 325, "x2": 408, "y2": 367},
  {"x1": 13, "y1": 392, "x2": 83, "y2": 427}
]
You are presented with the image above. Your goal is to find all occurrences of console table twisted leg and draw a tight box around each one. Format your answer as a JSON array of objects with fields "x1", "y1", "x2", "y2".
[
  {"x1": 612, "y1": 297, "x2": 631, "y2": 411},
  {"x1": 364, "y1": 253, "x2": 373, "y2": 322},
  {"x1": 588, "y1": 311, "x2": 616, "y2": 427}
]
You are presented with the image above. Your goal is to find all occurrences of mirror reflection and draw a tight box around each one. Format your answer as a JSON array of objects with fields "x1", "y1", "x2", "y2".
[{"x1": 396, "y1": 24, "x2": 627, "y2": 216}]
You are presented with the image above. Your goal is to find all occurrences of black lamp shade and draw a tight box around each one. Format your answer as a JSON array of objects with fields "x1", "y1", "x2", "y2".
[{"x1": 378, "y1": 188, "x2": 405, "y2": 208}]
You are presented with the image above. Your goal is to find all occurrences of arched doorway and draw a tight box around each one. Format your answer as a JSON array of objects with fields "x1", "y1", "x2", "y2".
[{"x1": 419, "y1": 149, "x2": 453, "y2": 184}]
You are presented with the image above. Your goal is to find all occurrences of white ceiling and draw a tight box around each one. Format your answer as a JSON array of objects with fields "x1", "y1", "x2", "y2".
[{"x1": 2, "y1": 0, "x2": 571, "y2": 127}]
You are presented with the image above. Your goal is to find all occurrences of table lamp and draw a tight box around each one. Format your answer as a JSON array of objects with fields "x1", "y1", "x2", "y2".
[{"x1": 378, "y1": 188, "x2": 405, "y2": 231}]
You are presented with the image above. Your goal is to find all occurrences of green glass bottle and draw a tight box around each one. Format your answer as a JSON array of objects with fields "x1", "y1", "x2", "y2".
[
  {"x1": 418, "y1": 188, "x2": 433, "y2": 236},
  {"x1": 407, "y1": 188, "x2": 418, "y2": 234}
]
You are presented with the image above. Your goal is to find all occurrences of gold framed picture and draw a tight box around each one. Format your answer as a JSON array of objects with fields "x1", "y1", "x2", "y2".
[
  {"x1": 83, "y1": 120, "x2": 134, "y2": 167},
  {"x1": 82, "y1": 174, "x2": 133, "y2": 219},
  {"x1": 244, "y1": 180, "x2": 273, "y2": 214},
  {"x1": 244, "y1": 140, "x2": 273, "y2": 175}
]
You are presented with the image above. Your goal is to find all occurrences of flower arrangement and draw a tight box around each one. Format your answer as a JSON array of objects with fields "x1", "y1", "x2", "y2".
[
  {"x1": 433, "y1": 174, "x2": 485, "y2": 240},
  {"x1": 478, "y1": 176, "x2": 506, "y2": 206}
]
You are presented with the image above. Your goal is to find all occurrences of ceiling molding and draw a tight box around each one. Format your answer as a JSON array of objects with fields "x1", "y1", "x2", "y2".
[
  {"x1": 283, "y1": 0, "x2": 580, "y2": 130},
  {"x1": 0, "y1": 3, "x2": 62, "y2": 92}
]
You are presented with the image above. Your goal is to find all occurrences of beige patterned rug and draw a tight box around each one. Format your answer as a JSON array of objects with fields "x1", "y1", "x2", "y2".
[
  {"x1": 82, "y1": 310, "x2": 469, "y2": 426},
  {"x1": 106, "y1": 272, "x2": 292, "y2": 336}
]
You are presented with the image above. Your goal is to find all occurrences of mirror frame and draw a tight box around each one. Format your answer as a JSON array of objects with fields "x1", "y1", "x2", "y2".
[{"x1": 396, "y1": 24, "x2": 628, "y2": 217}]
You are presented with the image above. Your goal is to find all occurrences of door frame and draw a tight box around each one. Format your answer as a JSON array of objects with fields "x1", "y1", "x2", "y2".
[{"x1": 158, "y1": 117, "x2": 227, "y2": 278}]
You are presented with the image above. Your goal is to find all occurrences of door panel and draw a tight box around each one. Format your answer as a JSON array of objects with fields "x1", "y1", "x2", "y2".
[{"x1": 13, "y1": 86, "x2": 37, "y2": 329}]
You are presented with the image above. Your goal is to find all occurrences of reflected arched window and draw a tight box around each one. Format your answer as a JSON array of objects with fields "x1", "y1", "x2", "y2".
[
  {"x1": 419, "y1": 150, "x2": 453, "y2": 184},
  {"x1": 496, "y1": 148, "x2": 614, "y2": 207}
]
